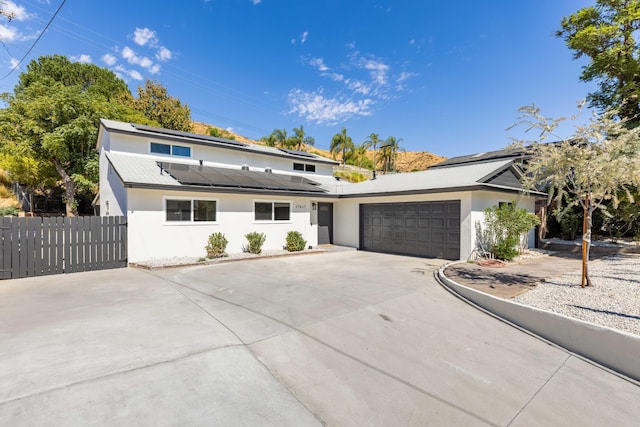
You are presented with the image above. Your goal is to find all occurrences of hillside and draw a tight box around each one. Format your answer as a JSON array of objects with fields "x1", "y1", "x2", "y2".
[{"x1": 189, "y1": 121, "x2": 447, "y2": 172}]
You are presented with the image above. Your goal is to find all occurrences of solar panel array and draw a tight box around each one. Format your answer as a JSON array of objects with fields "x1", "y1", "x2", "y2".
[
  {"x1": 159, "y1": 162, "x2": 326, "y2": 193},
  {"x1": 278, "y1": 148, "x2": 318, "y2": 158},
  {"x1": 133, "y1": 124, "x2": 248, "y2": 147}
]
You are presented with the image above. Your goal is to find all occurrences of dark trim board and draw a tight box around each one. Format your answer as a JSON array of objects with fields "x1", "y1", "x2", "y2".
[{"x1": 359, "y1": 200, "x2": 461, "y2": 260}]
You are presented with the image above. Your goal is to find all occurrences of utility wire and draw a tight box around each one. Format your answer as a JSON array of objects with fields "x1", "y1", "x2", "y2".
[{"x1": 0, "y1": 0, "x2": 67, "y2": 81}]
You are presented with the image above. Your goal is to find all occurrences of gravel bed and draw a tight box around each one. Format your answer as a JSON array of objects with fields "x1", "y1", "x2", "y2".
[
  {"x1": 513, "y1": 254, "x2": 640, "y2": 336},
  {"x1": 132, "y1": 248, "x2": 324, "y2": 269}
]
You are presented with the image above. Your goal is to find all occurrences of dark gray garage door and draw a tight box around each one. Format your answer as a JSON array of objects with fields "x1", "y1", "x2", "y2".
[{"x1": 360, "y1": 201, "x2": 460, "y2": 260}]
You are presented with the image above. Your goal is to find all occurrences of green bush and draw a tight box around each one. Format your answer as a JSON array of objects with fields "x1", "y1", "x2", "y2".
[
  {"x1": 285, "y1": 230, "x2": 307, "y2": 252},
  {"x1": 205, "y1": 232, "x2": 228, "y2": 258},
  {"x1": 243, "y1": 231, "x2": 266, "y2": 254},
  {"x1": 492, "y1": 235, "x2": 519, "y2": 261},
  {"x1": 0, "y1": 206, "x2": 19, "y2": 216}
]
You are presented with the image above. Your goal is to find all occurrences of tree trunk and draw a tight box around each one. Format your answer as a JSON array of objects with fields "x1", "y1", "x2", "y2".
[
  {"x1": 51, "y1": 157, "x2": 77, "y2": 217},
  {"x1": 581, "y1": 195, "x2": 592, "y2": 288}
]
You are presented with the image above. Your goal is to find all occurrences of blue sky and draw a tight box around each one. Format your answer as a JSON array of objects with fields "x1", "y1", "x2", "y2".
[{"x1": 1, "y1": 0, "x2": 595, "y2": 157}]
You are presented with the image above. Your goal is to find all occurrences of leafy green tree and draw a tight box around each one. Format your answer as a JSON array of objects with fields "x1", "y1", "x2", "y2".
[
  {"x1": 478, "y1": 201, "x2": 540, "y2": 261},
  {"x1": 512, "y1": 104, "x2": 640, "y2": 286},
  {"x1": 260, "y1": 132, "x2": 277, "y2": 147},
  {"x1": 291, "y1": 125, "x2": 315, "y2": 151},
  {"x1": 379, "y1": 136, "x2": 404, "y2": 174},
  {"x1": 330, "y1": 127, "x2": 354, "y2": 165},
  {"x1": 558, "y1": 0, "x2": 640, "y2": 121},
  {"x1": 0, "y1": 55, "x2": 140, "y2": 216},
  {"x1": 128, "y1": 80, "x2": 192, "y2": 131}
]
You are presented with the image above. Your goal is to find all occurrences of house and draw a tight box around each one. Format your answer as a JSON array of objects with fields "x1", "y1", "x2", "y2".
[{"x1": 97, "y1": 119, "x2": 544, "y2": 263}]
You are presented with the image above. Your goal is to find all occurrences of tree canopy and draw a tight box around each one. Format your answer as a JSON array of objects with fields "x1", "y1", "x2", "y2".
[
  {"x1": 558, "y1": 0, "x2": 640, "y2": 122},
  {"x1": 126, "y1": 80, "x2": 192, "y2": 132},
  {"x1": 330, "y1": 127, "x2": 354, "y2": 164},
  {"x1": 512, "y1": 103, "x2": 640, "y2": 286}
]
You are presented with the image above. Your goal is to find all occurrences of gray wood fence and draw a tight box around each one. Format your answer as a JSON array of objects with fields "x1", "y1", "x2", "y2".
[{"x1": 0, "y1": 216, "x2": 127, "y2": 280}]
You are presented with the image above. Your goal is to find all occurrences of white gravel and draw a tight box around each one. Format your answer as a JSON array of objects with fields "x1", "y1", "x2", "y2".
[
  {"x1": 132, "y1": 248, "x2": 324, "y2": 269},
  {"x1": 513, "y1": 254, "x2": 640, "y2": 337}
]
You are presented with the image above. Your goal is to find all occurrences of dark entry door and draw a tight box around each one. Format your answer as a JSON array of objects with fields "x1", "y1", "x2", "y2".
[
  {"x1": 360, "y1": 200, "x2": 460, "y2": 260},
  {"x1": 317, "y1": 202, "x2": 333, "y2": 244}
]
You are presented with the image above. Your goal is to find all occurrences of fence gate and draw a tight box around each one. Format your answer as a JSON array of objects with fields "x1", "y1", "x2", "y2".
[{"x1": 0, "y1": 216, "x2": 127, "y2": 280}]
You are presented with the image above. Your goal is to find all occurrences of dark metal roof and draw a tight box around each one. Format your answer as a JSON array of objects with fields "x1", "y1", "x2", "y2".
[
  {"x1": 430, "y1": 147, "x2": 527, "y2": 168},
  {"x1": 278, "y1": 148, "x2": 317, "y2": 159},
  {"x1": 157, "y1": 162, "x2": 327, "y2": 194}
]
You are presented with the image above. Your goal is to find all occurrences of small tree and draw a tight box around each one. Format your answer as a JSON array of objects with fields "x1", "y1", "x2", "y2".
[{"x1": 511, "y1": 104, "x2": 640, "y2": 286}]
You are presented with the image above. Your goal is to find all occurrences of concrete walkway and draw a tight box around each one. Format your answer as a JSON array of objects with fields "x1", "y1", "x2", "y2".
[{"x1": 1, "y1": 251, "x2": 639, "y2": 425}]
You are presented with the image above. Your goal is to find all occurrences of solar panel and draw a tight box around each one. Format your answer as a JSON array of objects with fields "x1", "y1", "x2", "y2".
[
  {"x1": 278, "y1": 148, "x2": 318, "y2": 159},
  {"x1": 133, "y1": 124, "x2": 248, "y2": 147},
  {"x1": 158, "y1": 162, "x2": 326, "y2": 193}
]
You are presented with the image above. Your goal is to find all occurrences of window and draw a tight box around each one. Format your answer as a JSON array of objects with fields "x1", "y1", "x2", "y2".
[
  {"x1": 193, "y1": 200, "x2": 216, "y2": 221},
  {"x1": 166, "y1": 199, "x2": 217, "y2": 222},
  {"x1": 172, "y1": 145, "x2": 191, "y2": 157},
  {"x1": 292, "y1": 162, "x2": 316, "y2": 173},
  {"x1": 151, "y1": 142, "x2": 171, "y2": 155},
  {"x1": 150, "y1": 142, "x2": 191, "y2": 157},
  {"x1": 254, "y1": 201, "x2": 291, "y2": 221}
]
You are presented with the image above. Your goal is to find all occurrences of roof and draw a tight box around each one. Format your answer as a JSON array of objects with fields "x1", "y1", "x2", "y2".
[
  {"x1": 105, "y1": 152, "x2": 331, "y2": 196},
  {"x1": 337, "y1": 159, "x2": 545, "y2": 197},
  {"x1": 106, "y1": 152, "x2": 543, "y2": 198},
  {"x1": 430, "y1": 147, "x2": 527, "y2": 168},
  {"x1": 98, "y1": 119, "x2": 339, "y2": 166}
]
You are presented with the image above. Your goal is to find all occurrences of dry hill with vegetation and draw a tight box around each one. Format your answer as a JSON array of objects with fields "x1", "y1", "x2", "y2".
[{"x1": 190, "y1": 121, "x2": 447, "y2": 172}]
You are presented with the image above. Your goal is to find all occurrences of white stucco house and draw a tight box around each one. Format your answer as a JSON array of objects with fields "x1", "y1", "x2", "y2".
[{"x1": 96, "y1": 119, "x2": 544, "y2": 263}]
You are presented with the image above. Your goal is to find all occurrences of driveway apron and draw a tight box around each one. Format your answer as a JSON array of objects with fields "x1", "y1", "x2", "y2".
[{"x1": 1, "y1": 251, "x2": 639, "y2": 426}]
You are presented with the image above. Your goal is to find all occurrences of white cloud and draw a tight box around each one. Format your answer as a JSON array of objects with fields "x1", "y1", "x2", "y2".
[
  {"x1": 155, "y1": 46, "x2": 172, "y2": 61},
  {"x1": 252, "y1": 0, "x2": 262, "y2": 4},
  {"x1": 345, "y1": 79, "x2": 371, "y2": 95},
  {"x1": 409, "y1": 39, "x2": 415, "y2": 45},
  {"x1": 133, "y1": 27, "x2": 157, "y2": 47},
  {"x1": 102, "y1": 53, "x2": 117, "y2": 66},
  {"x1": 148, "y1": 63, "x2": 161, "y2": 74},
  {"x1": 301, "y1": 31, "x2": 308, "y2": 44},
  {"x1": 3, "y1": 1, "x2": 31, "y2": 21},
  {"x1": 9, "y1": 57, "x2": 19, "y2": 69},
  {"x1": 309, "y1": 57, "x2": 328, "y2": 72},
  {"x1": 122, "y1": 46, "x2": 154, "y2": 69},
  {"x1": 115, "y1": 64, "x2": 143, "y2": 81},
  {"x1": 288, "y1": 88, "x2": 373, "y2": 124},
  {"x1": 359, "y1": 57, "x2": 389, "y2": 85},
  {"x1": 0, "y1": 24, "x2": 18, "y2": 42},
  {"x1": 71, "y1": 54, "x2": 92, "y2": 64},
  {"x1": 329, "y1": 73, "x2": 344, "y2": 81},
  {"x1": 291, "y1": 38, "x2": 296, "y2": 45},
  {"x1": 397, "y1": 71, "x2": 418, "y2": 82}
]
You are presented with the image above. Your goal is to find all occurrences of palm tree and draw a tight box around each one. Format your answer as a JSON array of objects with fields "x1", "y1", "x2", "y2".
[
  {"x1": 379, "y1": 136, "x2": 404, "y2": 174},
  {"x1": 273, "y1": 128, "x2": 288, "y2": 148},
  {"x1": 364, "y1": 133, "x2": 381, "y2": 176},
  {"x1": 330, "y1": 127, "x2": 354, "y2": 166},
  {"x1": 260, "y1": 132, "x2": 277, "y2": 147},
  {"x1": 353, "y1": 143, "x2": 370, "y2": 170},
  {"x1": 291, "y1": 125, "x2": 315, "y2": 151}
]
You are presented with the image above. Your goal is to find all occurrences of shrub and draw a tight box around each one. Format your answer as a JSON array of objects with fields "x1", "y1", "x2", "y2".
[
  {"x1": 243, "y1": 231, "x2": 266, "y2": 254},
  {"x1": 0, "y1": 206, "x2": 19, "y2": 216},
  {"x1": 480, "y1": 201, "x2": 540, "y2": 260},
  {"x1": 205, "y1": 232, "x2": 228, "y2": 258},
  {"x1": 285, "y1": 230, "x2": 307, "y2": 252}
]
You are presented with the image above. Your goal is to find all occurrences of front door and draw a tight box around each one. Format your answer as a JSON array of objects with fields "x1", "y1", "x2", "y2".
[{"x1": 317, "y1": 202, "x2": 333, "y2": 245}]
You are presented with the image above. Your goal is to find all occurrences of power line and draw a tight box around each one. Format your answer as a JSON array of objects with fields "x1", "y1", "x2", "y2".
[{"x1": 0, "y1": 0, "x2": 67, "y2": 81}]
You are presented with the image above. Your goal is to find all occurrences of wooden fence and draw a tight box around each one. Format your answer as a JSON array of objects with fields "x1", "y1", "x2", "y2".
[{"x1": 0, "y1": 216, "x2": 127, "y2": 280}]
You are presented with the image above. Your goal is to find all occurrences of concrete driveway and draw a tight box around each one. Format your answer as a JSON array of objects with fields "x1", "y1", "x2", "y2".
[{"x1": 1, "y1": 251, "x2": 639, "y2": 426}]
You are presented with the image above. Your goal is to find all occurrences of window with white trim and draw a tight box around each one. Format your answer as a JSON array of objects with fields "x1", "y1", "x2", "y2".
[
  {"x1": 166, "y1": 198, "x2": 217, "y2": 222},
  {"x1": 254, "y1": 201, "x2": 291, "y2": 221},
  {"x1": 151, "y1": 142, "x2": 191, "y2": 157}
]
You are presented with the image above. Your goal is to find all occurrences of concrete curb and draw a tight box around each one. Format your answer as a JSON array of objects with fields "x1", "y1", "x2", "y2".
[{"x1": 438, "y1": 262, "x2": 640, "y2": 383}]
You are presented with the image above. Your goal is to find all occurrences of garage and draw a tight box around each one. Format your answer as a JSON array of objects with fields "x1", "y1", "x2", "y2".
[{"x1": 360, "y1": 200, "x2": 460, "y2": 260}]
